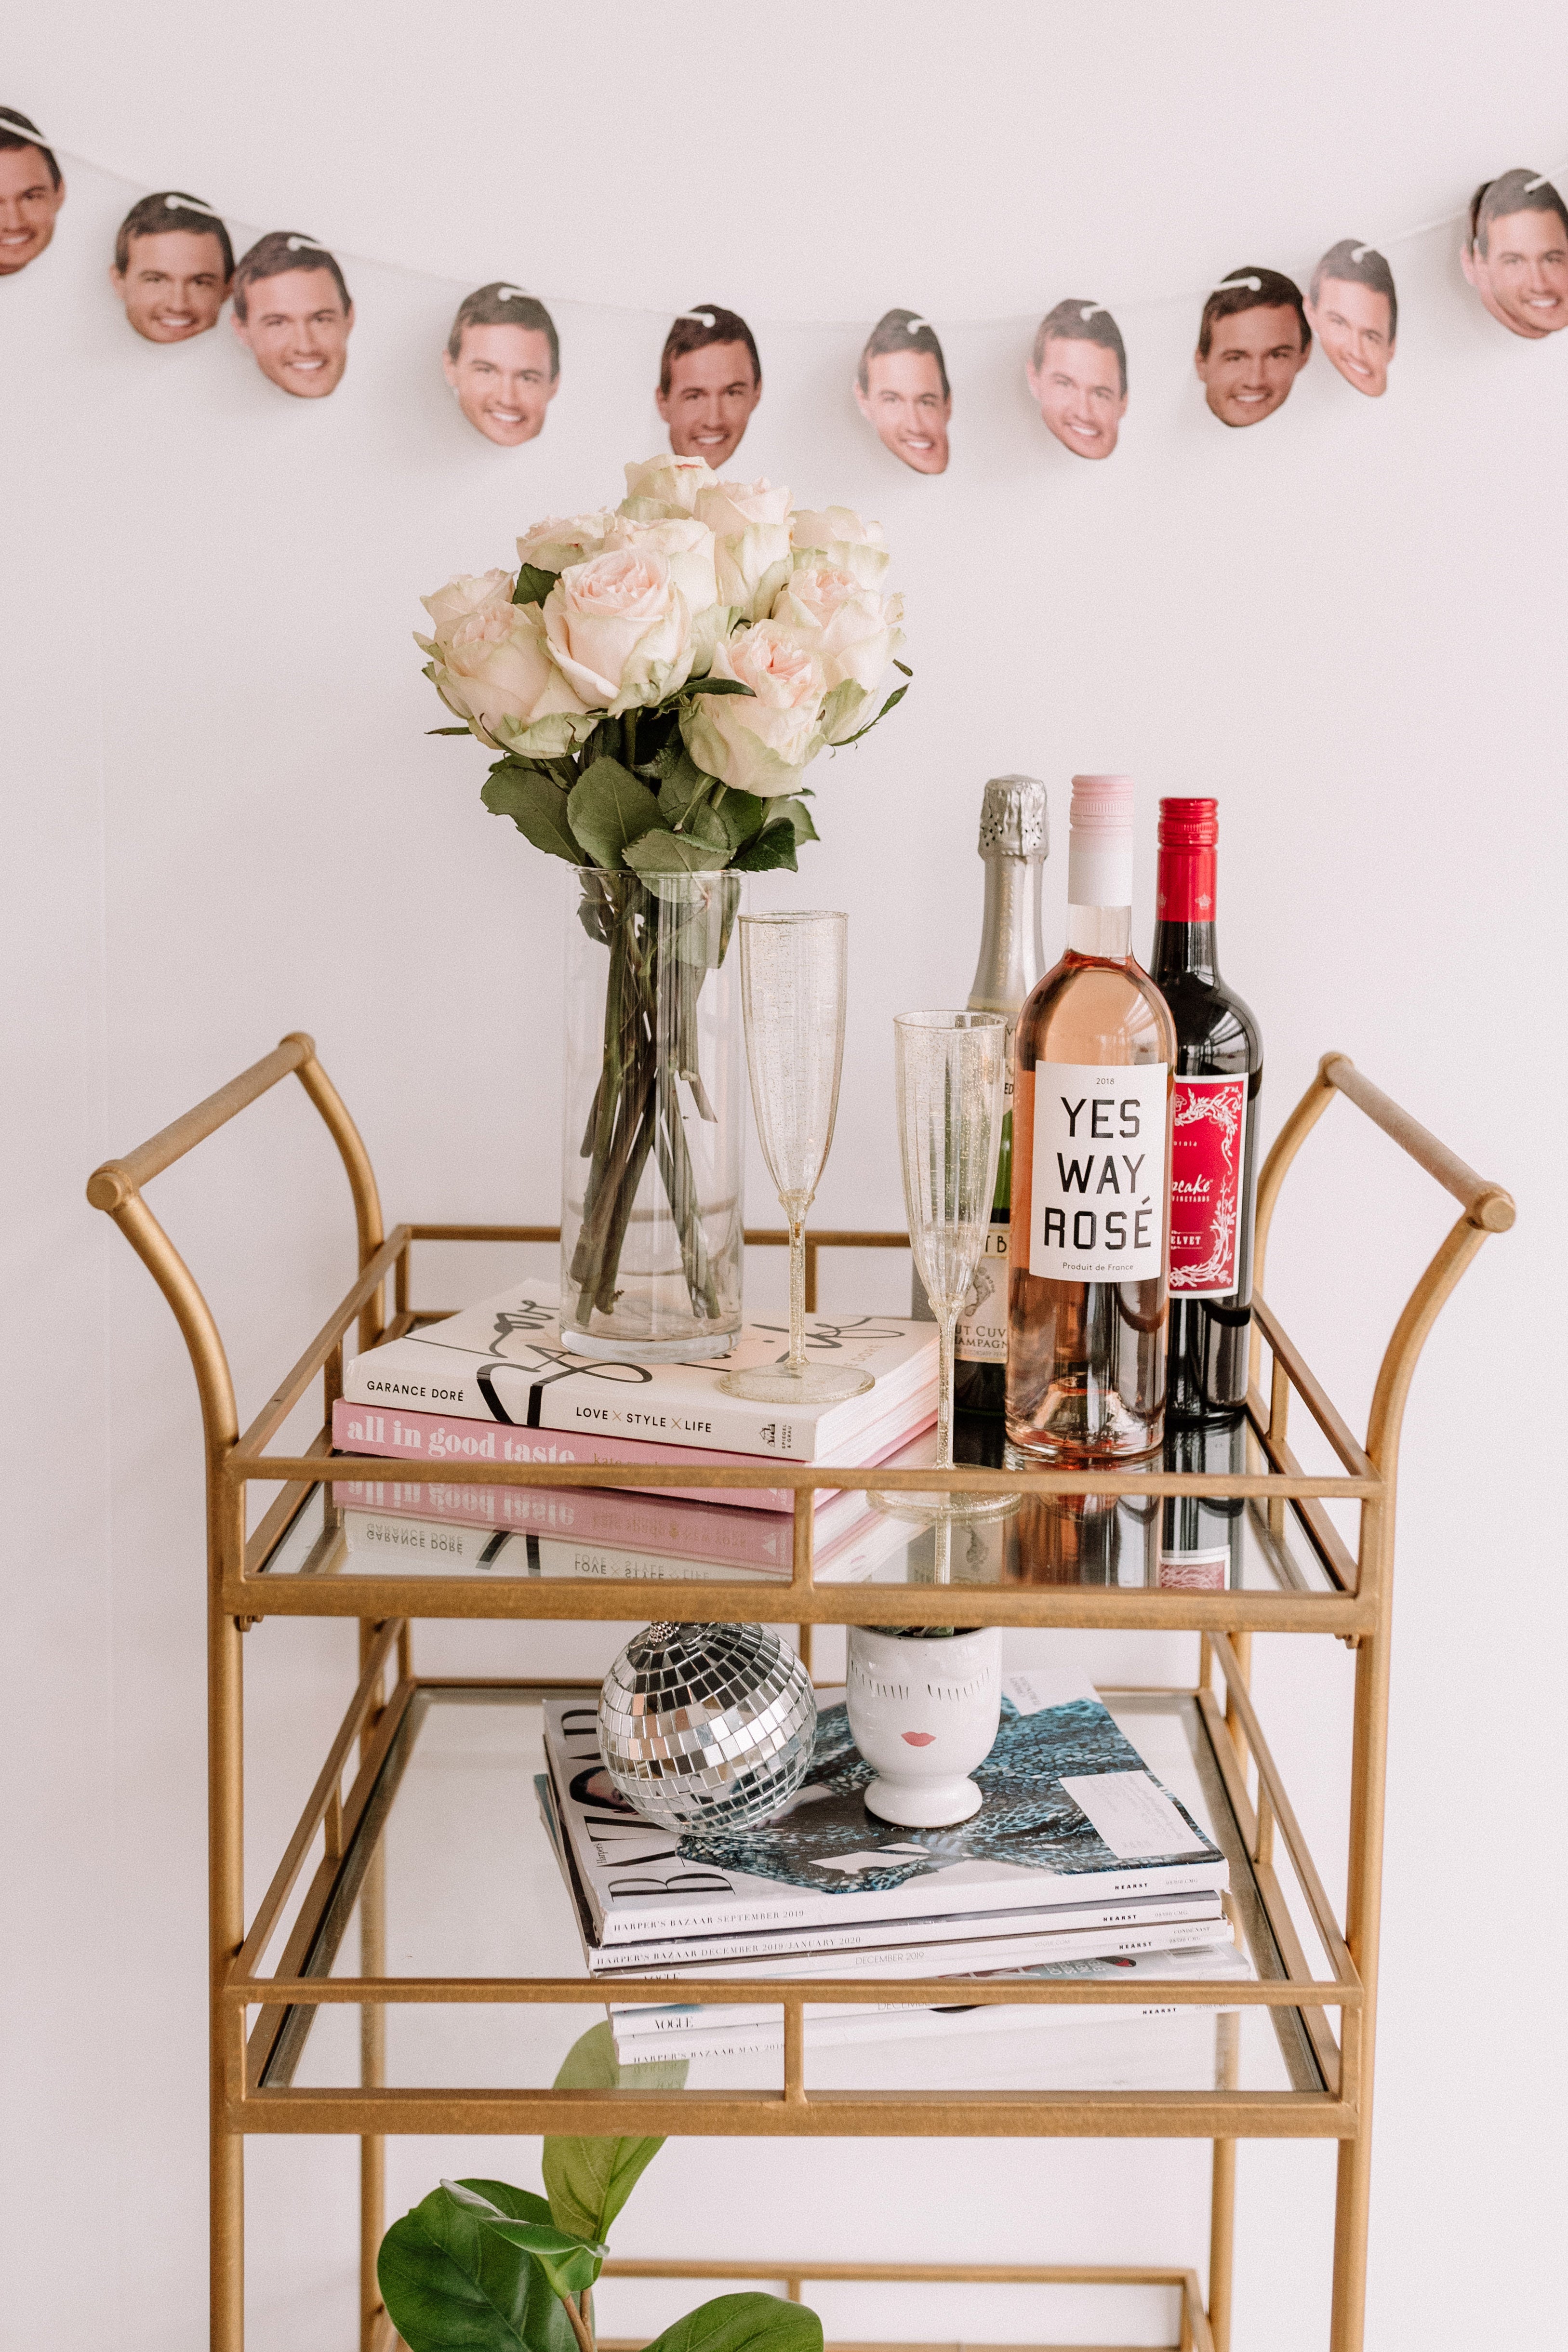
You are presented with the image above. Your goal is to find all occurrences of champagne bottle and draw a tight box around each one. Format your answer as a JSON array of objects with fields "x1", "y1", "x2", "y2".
[
  {"x1": 1150, "y1": 798, "x2": 1262, "y2": 1422},
  {"x1": 1007, "y1": 774, "x2": 1175, "y2": 1462},
  {"x1": 953, "y1": 775, "x2": 1049, "y2": 1413}
]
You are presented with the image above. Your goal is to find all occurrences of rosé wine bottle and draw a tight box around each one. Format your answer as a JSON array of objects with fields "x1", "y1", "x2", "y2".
[{"x1": 1006, "y1": 775, "x2": 1175, "y2": 1462}]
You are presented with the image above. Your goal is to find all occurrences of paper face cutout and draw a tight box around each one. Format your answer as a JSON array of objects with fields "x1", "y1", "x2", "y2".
[
  {"x1": 1305, "y1": 241, "x2": 1397, "y2": 396},
  {"x1": 1462, "y1": 170, "x2": 1568, "y2": 339},
  {"x1": 111, "y1": 193, "x2": 233, "y2": 343},
  {"x1": 1028, "y1": 300, "x2": 1128, "y2": 457},
  {"x1": 855, "y1": 309, "x2": 951, "y2": 474},
  {"x1": 444, "y1": 285, "x2": 559, "y2": 444},
  {"x1": 656, "y1": 306, "x2": 761, "y2": 465},
  {"x1": 0, "y1": 110, "x2": 64, "y2": 277},
  {"x1": 231, "y1": 232, "x2": 353, "y2": 398},
  {"x1": 1195, "y1": 267, "x2": 1312, "y2": 427}
]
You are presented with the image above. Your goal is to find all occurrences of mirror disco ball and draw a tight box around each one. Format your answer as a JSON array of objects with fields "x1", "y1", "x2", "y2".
[{"x1": 598, "y1": 1621, "x2": 818, "y2": 1833}]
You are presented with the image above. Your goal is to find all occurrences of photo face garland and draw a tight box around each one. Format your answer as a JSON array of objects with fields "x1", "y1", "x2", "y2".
[{"x1": 5, "y1": 103, "x2": 1567, "y2": 440}]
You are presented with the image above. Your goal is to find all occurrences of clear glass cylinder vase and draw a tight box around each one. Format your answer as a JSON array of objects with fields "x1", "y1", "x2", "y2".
[{"x1": 560, "y1": 866, "x2": 744, "y2": 1361}]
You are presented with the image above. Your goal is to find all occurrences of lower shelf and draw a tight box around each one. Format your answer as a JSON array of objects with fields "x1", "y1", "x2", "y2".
[{"x1": 238, "y1": 1677, "x2": 1350, "y2": 2139}]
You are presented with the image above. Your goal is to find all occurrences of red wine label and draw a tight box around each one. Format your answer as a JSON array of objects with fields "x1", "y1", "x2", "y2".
[
  {"x1": 1027, "y1": 1062, "x2": 1169, "y2": 1283},
  {"x1": 1169, "y1": 1075, "x2": 1247, "y2": 1297},
  {"x1": 1158, "y1": 1546, "x2": 1229, "y2": 1590},
  {"x1": 955, "y1": 1225, "x2": 1009, "y2": 1363}
]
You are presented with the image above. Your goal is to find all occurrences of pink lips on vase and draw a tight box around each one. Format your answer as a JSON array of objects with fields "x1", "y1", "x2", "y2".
[{"x1": 901, "y1": 1732, "x2": 936, "y2": 1746}]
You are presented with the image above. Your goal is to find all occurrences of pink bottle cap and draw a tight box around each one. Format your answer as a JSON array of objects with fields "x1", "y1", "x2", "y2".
[{"x1": 1070, "y1": 774, "x2": 1135, "y2": 833}]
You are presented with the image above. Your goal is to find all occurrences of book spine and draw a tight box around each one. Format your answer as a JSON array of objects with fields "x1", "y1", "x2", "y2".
[
  {"x1": 332, "y1": 1401, "x2": 797, "y2": 1511},
  {"x1": 332, "y1": 1478, "x2": 800, "y2": 1566},
  {"x1": 343, "y1": 1356, "x2": 934, "y2": 1463},
  {"x1": 588, "y1": 1853, "x2": 1230, "y2": 1947},
  {"x1": 590, "y1": 1900, "x2": 1228, "y2": 1979},
  {"x1": 612, "y1": 1996, "x2": 1231, "y2": 2062}
]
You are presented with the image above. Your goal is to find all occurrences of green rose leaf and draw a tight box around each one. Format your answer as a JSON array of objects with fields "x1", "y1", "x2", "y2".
[
  {"x1": 624, "y1": 828, "x2": 729, "y2": 876},
  {"x1": 377, "y1": 2178, "x2": 575, "y2": 2352},
  {"x1": 759, "y1": 797, "x2": 819, "y2": 846},
  {"x1": 679, "y1": 676, "x2": 758, "y2": 699},
  {"x1": 831, "y1": 680, "x2": 909, "y2": 750},
  {"x1": 542, "y1": 2022, "x2": 687, "y2": 2245},
  {"x1": 567, "y1": 758, "x2": 666, "y2": 870},
  {"x1": 512, "y1": 562, "x2": 559, "y2": 608},
  {"x1": 731, "y1": 821, "x2": 800, "y2": 874},
  {"x1": 715, "y1": 789, "x2": 768, "y2": 851},
  {"x1": 644, "y1": 2293, "x2": 824, "y2": 2352},
  {"x1": 655, "y1": 744, "x2": 715, "y2": 826},
  {"x1": 427, "y1": 725, "x2": 473, "y2": 735},
  {"x1": 684, "y1": 800, "x2": 731, "y2": 853},
  {"x1": 893, "y1": 658, "x2": 913, "y2": 677},
  {"x1": 482, "y1": 765, "x2": 582, "y2": 864}
]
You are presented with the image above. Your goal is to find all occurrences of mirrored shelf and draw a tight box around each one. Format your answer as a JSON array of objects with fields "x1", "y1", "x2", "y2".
[
  {"x1": 251, "y1": 1412, "x2": 1343, "y2": 1623},
  {"x1": 250, "y1": 1683, "x2": 1332, "y2": 2125}
]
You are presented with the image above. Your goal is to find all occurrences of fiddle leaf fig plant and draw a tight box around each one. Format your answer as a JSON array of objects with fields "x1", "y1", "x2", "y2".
[{"x1": 379, "y1": 2025, "x2": 823, "y2": 2352}]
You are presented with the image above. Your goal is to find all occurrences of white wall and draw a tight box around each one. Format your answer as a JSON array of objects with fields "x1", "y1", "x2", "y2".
[{"x1": 2, "y1": 5, "x2": 1564, "y2": 2346}]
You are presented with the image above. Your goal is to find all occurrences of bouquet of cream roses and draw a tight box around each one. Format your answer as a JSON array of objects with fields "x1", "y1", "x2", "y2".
[{"x1": 416, "y1": 453, "x2": 906, "y2": 1335}]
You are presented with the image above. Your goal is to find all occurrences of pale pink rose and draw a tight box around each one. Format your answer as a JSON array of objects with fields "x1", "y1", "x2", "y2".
[
  {"x1": 606, "y1": 514, "x2": 719, "y2": 616},
  {"x1": 621, "y1": 452, "x2": 717, "y2": 517},
  {"x1": 419, "y1": 569, "x2": 515, "y2": 629},
  {"x1": 515, "y1": 509, "x2": 620, "y2": 574},
  {"x1": 542, "y1": 548, "x2": 694, "y2": 714},
  {"x1": 679, "y1": 619, "x2": 827, "y2": 793},
  {"x1": 771, "y1": 563, "x2": 905, "y2": 739},
  {"x1": 695, "y1": 477, "x2": 795, "y2": 620},
  {"x1": 415, "y1": 599, "x2": 592, "y2": 755},
  {"x1": 788, "y1": 505, "x2": 891, "y2": 590}
]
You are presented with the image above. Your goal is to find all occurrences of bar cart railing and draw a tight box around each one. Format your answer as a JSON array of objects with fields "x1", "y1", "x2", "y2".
[{"x1": 85, "y1": 1033, "x2": 1513, "y2": 2352}]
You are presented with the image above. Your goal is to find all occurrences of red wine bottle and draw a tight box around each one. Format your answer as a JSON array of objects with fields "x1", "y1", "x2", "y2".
[{"x1": 1150, "y1": 798, "x2": 1262, "y2": 1423}]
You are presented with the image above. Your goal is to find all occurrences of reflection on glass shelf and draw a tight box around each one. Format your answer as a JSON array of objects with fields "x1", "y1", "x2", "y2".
[
  {"x1": 259, "y1": 1416, "x2": 1332, "y2": 1595},
  {"x1": 259, "y1": 1685, "x2": 1324, "y2": 2101}
]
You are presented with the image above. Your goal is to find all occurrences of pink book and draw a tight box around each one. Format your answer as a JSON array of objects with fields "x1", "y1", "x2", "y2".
[{"x1": 329, "y1": 1395, "x2": 934, "y2": 1515}]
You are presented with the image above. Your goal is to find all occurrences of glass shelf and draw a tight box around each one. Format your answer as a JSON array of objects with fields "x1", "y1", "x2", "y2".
[
  {"x1": 254, "y1": 1685, "x2": 1327, "y2": 2110},
  {"x1": 257, "y1": 1414, "x2": 1335, "y2": 1603}
]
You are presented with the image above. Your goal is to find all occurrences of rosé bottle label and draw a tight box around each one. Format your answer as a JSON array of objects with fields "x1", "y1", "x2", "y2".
[
  {"x1": 1028, "y1": 1062, "x2": 1169, "y2": 1283},
  {"x1": 1158, "y1": 1546, "x2": 1229, "y2": 1590},
  {"x1": 1169, "y1": 1075, "x2": 1247, "y2": 1297}
]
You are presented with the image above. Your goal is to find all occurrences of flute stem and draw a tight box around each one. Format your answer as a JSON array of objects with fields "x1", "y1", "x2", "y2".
[
  {"x1": 787, "y1": 1214, "x2": 807, "y2": 1371},
  {"x1": 934, "y1": 1308, "x2": 957, "y2": 1471}
]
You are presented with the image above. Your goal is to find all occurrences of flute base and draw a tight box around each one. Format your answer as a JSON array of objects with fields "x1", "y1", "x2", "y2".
[
  {"x1": 868, "y1": 1487, "x2": 1021, "y2": 1525},
  {"x1": 717, "y1": 1362, "x2": 876, "y2": 1404}
]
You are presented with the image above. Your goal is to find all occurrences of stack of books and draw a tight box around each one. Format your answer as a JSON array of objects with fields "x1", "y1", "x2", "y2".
[
  {"x1": 330, "y1": 1283, "x2": 941, "y2": 1579},
  {"x1": 536, "y1": 1668, "x2": 1246, "y2": 2065}
]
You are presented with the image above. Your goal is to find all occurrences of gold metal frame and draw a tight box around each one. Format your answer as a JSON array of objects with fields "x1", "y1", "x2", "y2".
[{"x1": 86, "y1": 1036, "x2": 1512, "y2": 2352}]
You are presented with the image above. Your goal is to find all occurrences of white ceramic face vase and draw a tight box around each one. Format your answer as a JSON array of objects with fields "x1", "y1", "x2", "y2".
[{"x1": 845, "y1": 1624, "x2": 1002, "y2": 1826}]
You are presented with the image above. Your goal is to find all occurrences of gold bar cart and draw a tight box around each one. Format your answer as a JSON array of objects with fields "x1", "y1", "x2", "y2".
[{"x1": 87, "y1": 1034, "x2": 1513, "y2": 2352}]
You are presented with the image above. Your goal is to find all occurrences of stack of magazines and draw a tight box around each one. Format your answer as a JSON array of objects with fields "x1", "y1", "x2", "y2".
[
  {"x1": 329, "y1": 1283, "x2": 940, "y2": 1581},
  {"x1": 536, "y1": 1668, "x2": 1248, "y2": 2064}
]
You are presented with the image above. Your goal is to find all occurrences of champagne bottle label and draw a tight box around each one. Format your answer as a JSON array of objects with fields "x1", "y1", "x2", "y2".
[
  {"x1": 1027, "y1": 1061, "x2": 1169, "y2": 1284},
  {"x1": 1169, "y1": 1075, "x2": 1248, "y2": 1297},
  {"x1": 955, "y1": 1226, "x2": 1009, "y2": 1363}
]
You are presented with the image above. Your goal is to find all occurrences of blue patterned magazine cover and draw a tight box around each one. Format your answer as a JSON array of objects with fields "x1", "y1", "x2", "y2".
[{"x1": 544, "y1": 1671, "x2": 1227, "y2": 1950}]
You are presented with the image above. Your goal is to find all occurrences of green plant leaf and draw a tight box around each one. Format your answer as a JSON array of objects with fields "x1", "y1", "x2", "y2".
[
  {"x1": 656, "y1": 744, "x2": 714, "y2": 826},
  {"x1": 378, "y1": 2179, "x2": 575, "y2": 2352},
  {"x1": 542, "y1": 2022, "x2": 687, "y2": 2245},
  {"x1": 442, "y1": 2184, "x2": 606, "y2": 2299},
  {"x1": 427, "y1": 724, "x2": 474, "y2": 735},
  {"x1": 513, "y1": 563, "x2": 559, "y2": 608},
  {"x1": 625, "y1": 829, "x2": 729, "y2": 876},
  {"x1": 731, "y1": 821, "x2": 800, "y2": 874},
  {"x1": 644, "y1": 2293, "x2": 824, "y2": 2352},
  {"x1": 893, "y1": 658, "x2": 913, "y2": 676},
  {"x1": 567, "y1": 758, "x2": 666, "y2": 870},
  {"x1": 759, "y1": 796, "x2": 819, "y2": 846},
  {"x1": 678, "y1": 676, "x2": 757, "y2": 698},
  {"x1": 684, "y1": 799, "x2": 731, "y2": 852},
  {"x1": 482, "y1": 765, "x2": 582, "y2": 864}
]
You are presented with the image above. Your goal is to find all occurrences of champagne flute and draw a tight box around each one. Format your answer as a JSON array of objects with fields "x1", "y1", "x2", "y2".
[
  {"x1": 873, "y1": 1010, "x2": 1017, "y2": 1522},
  {"x1": 718, "y1": 911, "x2": 875, "y2": 1406}
]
